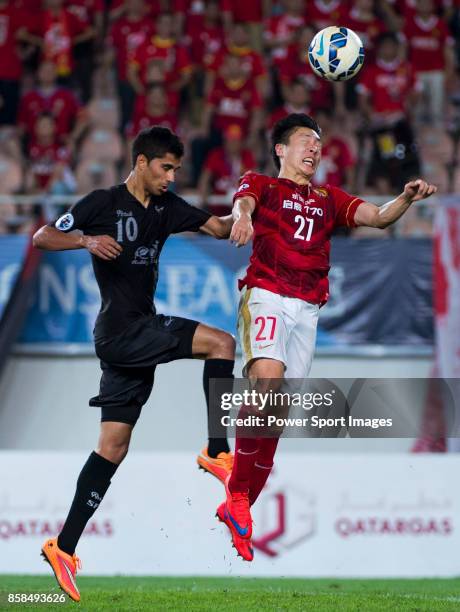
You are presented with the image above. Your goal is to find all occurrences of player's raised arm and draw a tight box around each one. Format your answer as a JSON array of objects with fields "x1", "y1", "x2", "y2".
[
  {"x1": 353, "y1": 179, "x2": 437, "y2": 229},
  {"x1": 33, "y1": 225, "x2": 122, "y2": 261},
  {"x1": 230, "y1": 195, "x2": 256, "y2": 247}
]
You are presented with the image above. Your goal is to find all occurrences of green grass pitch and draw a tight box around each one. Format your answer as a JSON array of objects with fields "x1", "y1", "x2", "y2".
[{"x1": 1, "y1": 576, "x2": 460, "y2": 611}]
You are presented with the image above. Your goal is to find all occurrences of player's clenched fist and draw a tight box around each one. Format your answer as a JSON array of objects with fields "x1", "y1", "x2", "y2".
[
  {"x1": 230, "y1": 214, "x2": 253, "y2": 247},
  {"x1": 80, "y1": 234, "x2": 123, "y2": 260},
  {"x1": 402, "y1": 179, "x2": 437, "y2": 203}
]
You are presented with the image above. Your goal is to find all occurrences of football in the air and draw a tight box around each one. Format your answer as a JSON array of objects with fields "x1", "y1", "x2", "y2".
[{"x1": 308, "y1": 26, "x2": 365, "y2": 81}]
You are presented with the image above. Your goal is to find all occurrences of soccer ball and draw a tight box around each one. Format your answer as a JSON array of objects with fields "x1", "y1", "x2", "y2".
[{"x1": 308, "y1": 26, "x2": 365, "y2": 81}]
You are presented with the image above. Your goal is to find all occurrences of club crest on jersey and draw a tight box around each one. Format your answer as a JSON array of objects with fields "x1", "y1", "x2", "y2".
[
  {"x1": 237, "y1": 183, "x2": 250, "y2": 192},
  {"x1": 314, "y1": 187, "x2": 329, "y2": 198},
  {"x1": 55, "y1": 213, "x2": 74, "y2": 231},
  {"x1": 132, "y1": 241, "x2": 159, "y2": 265}
]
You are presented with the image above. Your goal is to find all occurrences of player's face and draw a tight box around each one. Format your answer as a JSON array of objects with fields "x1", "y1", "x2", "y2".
[
  {"x1": 144, "y1": 153, "x2": 182, "y2": 196},
  {"x1": 278, "y1": 127, "x2": 322, "y2": 182}
]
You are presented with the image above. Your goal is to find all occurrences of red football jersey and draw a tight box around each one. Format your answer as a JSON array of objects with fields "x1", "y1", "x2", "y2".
[
  {"x1": 268, "y1": 104, "x2": 312, "y2": 129},
  {"x1": 234, "y1": 172, "x2": 363, "y2": 304},
  {"x1": 66, "y1": 0, "x2": 104, "y2": 25},
  {"x1": 188, "y1": 23, "x2": 224, "y2": 67},
  {"x1": 341, "y1": 8, "x2": 387, "y2": 54},
  {"x1": 403, "y1": 15, "x2": 453, "y2": 72},
  {"x1": 18, "y1": 88, "x2": 81, "y2": 138},
  {"x1": 357, "y1": 58, "x2": 421, "y2": 116},
  {"x1": 0, "y1": 6, "x2": 24, "y2": 80},
  {"x1": 126, "y1": 108, "x2": 178, "y2": 139},
  {"x1": 107, "y1": 16, "x2": 154, "y2": 81},
  {"x1": 208, "y1": 46, "x2": 266, "y2": 80},
  {"x1": 207, "y1": 77, "x2": 262, "y2": 132},
  {"x1": 131, "y1": 36, "x2": 192, "y2": 87}
]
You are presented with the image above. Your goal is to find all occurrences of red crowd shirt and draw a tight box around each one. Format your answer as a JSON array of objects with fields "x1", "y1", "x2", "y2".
[
  {"x1": 269, "y1": 104, "x2": 312, "y2": 129},
  {"x1": 126, "y1": 102, "x2": 178, "y2": 139},
  {"x1": 234, "y1": 172, "x2": 363, "y2": 304},
  {"x1": 277, "y1": 47, "x2": 334, "y2": 111},
  {"x1": 306, "y1": 0, "x2": 345, "y2": 29},
  {"x1": 28, "y1": 142, "x2": 71, "y2": 189},
  {"x1": 204, "y1": 147, "x2": 256, "y2": 195},
  {"x1": 189, "y1": 23, "x2": 224, "y2": 67},
  {"x1": 18, "y1": 88, "x2": 81, "y2": 137},
  {"x1": 110, "y1": 0, "x2": 164, "y2": 19},
  {"x1": 312, "y1": 138, "x2": 355, "y2": 188},
  {"x1": 357, "y1": 58, "x2": 420, "y2": 115},
  {"x1": 131, "y1": 36, "x2": 192, "y2": 88},
  {"x1": 264, "y1": 14, "x2": 307, "y2": 66},
  {"x1": 403, "y1": 15, "x2": 453, "y2": 72},
  {"x1": 221, "y1": 0, "x2": 265, "y2": 22},
  {"x1": 0, "y1": 6, "x2": 24, "y2": 80},
  {"x1": 208, "y1": 46, "x2": 266, "y2": 80},
  {"x1": 207, "y1": 77, "x2": 262, "y2": 132},
  {"x1": 27, "y1": 9, "x2": 87, "y2": 76},
  {"x1": 107, "y1": 16, "x2": 154, "y2": 81}
]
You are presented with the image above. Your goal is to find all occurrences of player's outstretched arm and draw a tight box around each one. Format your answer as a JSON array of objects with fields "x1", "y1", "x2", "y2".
[
  {"x1": 230, "y1": 196, "x2": 255, "y2": 247},
  {"x1": 33, "y1": 225, "x2": 122, "y2": 261},
  {"x1": 353, "y1": 179, "x2": 437, "y2": 229},
  {"x1": 200, "y1": 214, "x2": 233, "y2": 239}
]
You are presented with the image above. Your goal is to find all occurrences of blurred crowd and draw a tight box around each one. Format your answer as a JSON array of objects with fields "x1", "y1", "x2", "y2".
[{"x1": 0, "y1": 0, "x2": 458, "y2": 235}]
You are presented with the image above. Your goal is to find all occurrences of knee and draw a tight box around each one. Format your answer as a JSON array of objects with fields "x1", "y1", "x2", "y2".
[
  {"x1": 97, "y1": 436, "x2": 130, "y2": 465},
  {"x1": 210, "y1": 331, "x2": 236, "y2": 359}
]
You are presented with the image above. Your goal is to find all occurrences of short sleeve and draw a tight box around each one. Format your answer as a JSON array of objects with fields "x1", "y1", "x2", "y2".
[
  {"x1": 329, "y1": 185, "x2": 364, "y2": 228},
  {"x1": 168, "y1": 195, "x2": 211, "y2": 234},
  {"x1": 232, "y1": 172, "x2": 265, "y2": 206},
  {"x1": 50, "y1": 189, "x2": 111, "y2": 233}
]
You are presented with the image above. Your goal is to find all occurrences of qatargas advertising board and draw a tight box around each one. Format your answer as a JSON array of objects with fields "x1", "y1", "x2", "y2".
[{"x1": 0, "y1": 453, "x2": 457, "y2": 577}]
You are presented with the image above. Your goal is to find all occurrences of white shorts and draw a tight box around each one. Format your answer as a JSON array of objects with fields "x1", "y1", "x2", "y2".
[{"x1": 237, "y1": 287, "x2": 319, "y2": 378}]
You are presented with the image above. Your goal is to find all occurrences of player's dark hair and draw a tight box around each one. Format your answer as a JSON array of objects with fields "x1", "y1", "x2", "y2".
[
  {"x1": 131, "y1": 126, "x2": 184, "y2": 167},
  {"x1": 271, "y1": 113, "x2": 321, "y2": 170}
]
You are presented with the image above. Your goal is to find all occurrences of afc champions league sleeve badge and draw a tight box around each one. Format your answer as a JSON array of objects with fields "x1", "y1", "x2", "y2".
[{"x1": 55, "y1": 213, "x2": 75, "y2": 232}]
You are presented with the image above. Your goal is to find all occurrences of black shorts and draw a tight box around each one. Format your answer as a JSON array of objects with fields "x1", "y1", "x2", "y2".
[{"x1": 89, "y1": 314, "x2": 199, "y2": 425}]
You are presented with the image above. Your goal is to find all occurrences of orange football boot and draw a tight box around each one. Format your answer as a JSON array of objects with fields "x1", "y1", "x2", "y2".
[
  {"x1": 197, "y1": 447, "x2": 233, "y2": 483},
  {"x1": 41, "y1": 538, "x2": 81, "y2": 602}
]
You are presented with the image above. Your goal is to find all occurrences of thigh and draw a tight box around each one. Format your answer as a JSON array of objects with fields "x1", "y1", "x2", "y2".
[
  {"x1": 237, "y1": 287, "x2": 297, "y2": 376},
  {"x1": 285, "y1": 301, "x2": 320, "y2": 379},
  {"x1": 89, "y1": 362, "x2": 155, "y2": 426}
]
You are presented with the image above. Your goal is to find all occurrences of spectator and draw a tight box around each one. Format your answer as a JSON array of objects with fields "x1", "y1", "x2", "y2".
[
  {"x1": 311, "y1": 109, "x2": 356, "y2": 191},
  {"x1": 276, "y1": 25, "x2": 334, "y2": 112},
  {"x1": 191, "y1": 53, "x2": 263, "y2": 184},
  {"x1": 206, "y1": 22, "x2": 267, "y2": 97},
  {"x1": 403, "y1": 0, "x2": 455, "y2": 125},
  {"x1": 264, "y1": 0, "x2": 307, "y2": 71},
  {"x1": 25, "y1": 113, "x2": 76, "y2": 196},
  {"x1": 198, "y1": 124, "x2": 256, "y2": 214},
  {"x1": 17, "y1": 60, "x2": 87, "y2": 150},
  {"x1": 268, "y1": 79, "x2": 312, "y2": 129},
  {"x1": 66, "y1": 0, "x2": 105, "y2": 102},
  {"x1": 106, "y1": 0, "x2": 154, "y2": 131},
  {"x1": 222, "y1": 0, "x2": 272, "y2": 51},
  {"x1": 342, "y1": 0, "x2": 388, "y2": 59},
  {"x1": 186, "y1": 0, "x2": 225, "y2": 73},
  {"x1": 357, "y1": 32, "x2": 422, "y2": 192},
  {"x1": 22, "y1": 0, "x2": 95, "y2": 86},
  {"x1": 127, "y1": 12, "x2": 193, "y2": 111},
  {"x1": 109, "y1": 0, "x2": 166, "y2": 22},
  {"x1": 126, "y1": 84, "x2": 178, "y2": 141},
  {"x1": 0, "y1": 0, "x2": 28, "y2": 126}
]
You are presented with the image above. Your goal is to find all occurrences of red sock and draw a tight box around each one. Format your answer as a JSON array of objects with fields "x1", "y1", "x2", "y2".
[
  {"x1": 228, "y1": 435, "x2": 259, "y2": 494},
  {"x1": 249, "y1": 437, "x2": 279, "y2": 505}
]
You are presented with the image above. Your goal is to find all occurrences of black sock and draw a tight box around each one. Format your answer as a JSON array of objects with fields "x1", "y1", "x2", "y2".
[
  {"x1": 203, "y1": 358, "x2": 234, "y2": 457},
  {"x1": 57, "y1": 451, "x2": 118, "y2": 555}
]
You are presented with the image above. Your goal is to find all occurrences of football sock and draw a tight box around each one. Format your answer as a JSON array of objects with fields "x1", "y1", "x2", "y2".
[
  {"x1": 249, "y1": 437, "x2": 280, "y2": 505},
  {"x1": 228, "y1": 428, "x2": 259, "y2": 494},
  {"x1": 57, "y1": 451, "x2": 118, "y2": 555},
  {"x1": 203, "y1": 358, "x2": 234, "y2": 457}
]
